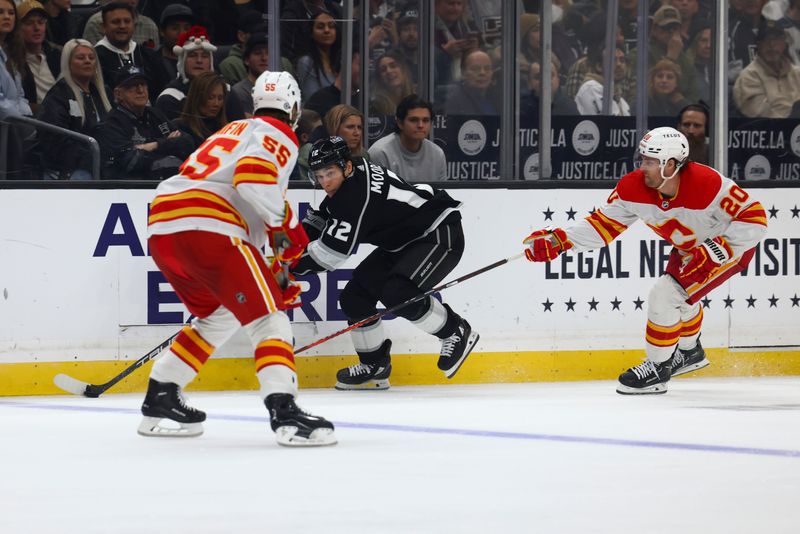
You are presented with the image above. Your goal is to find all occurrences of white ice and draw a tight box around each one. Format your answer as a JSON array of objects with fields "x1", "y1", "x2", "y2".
[{"x1": 2, "y1": 377, "x2": 800, "y2": 534}]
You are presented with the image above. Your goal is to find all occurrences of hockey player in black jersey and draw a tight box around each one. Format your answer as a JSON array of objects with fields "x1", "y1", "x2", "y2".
[{"x1": 293, "y1": 136, "x2": 479, "y2": 390}]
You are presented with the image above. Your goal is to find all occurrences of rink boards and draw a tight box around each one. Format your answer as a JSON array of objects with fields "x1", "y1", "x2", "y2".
[{"x1": 1, "y1": 187, "x2": 799, "y2": 395}]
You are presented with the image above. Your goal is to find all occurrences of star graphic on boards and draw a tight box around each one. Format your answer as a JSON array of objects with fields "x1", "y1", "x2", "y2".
[
  {"x1": 542, "y1": 298, "x2": 553, "y2": 312},
  {"x1": 610, "y1": 297, "x2": 622, "y2": 310},
  {"x1": 543, "y1": 207, "x2": 554, "y2": 221},
  {"x1": 723, "y1": 296, "x2": 735, "y2": 308},
  {"x1": 768, "y1": 205, "x2": 779, "y2": 219},
  {"x1": 633, "y1": 297, "x2": 644, "y2": 310},
  {"x1": 791, "y1": 294, "x2": 800, "y2": 307},
  {"x1": 566, "y1": 207, "x2": 577, "y2": 220},
  {"x1": 588, "y1": 298, "x2": 599, "y2": 311},
  {"x1": 701, "y1": 297, "x2": 711, "y2": 309},
  {"x1": 746, "y1": 295, "x2": 757, "y2": 308},
  {"x1": 588, "y1": 207, "x2": 597, "y2": 215},
  {"x1": 791, "y1": 205, "x2": 800, "y2": 219},
  {"x1": 768, "y1": 294, "x2": 779, "y2": 308},
  {"x1": 565, "y1": 298, "x2": 576, "y2": 311}
]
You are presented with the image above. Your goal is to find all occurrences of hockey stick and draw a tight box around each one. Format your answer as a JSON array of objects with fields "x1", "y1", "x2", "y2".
[
  {"x1": 53, "y1": 330, "x2": 180, "y2": 397},
  {"x1": 295, "y1": 252, "x2": 525, "y2": 354}
]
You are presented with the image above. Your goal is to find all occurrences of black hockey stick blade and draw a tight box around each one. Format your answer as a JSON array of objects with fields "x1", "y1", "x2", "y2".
[{"x1": 52, "y1": 330, "x2": 180, "y2": 397}]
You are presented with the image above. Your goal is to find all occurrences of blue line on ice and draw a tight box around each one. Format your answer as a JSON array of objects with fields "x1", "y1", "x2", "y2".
[{"x1": 4, "y1": 400, "x2": 799, "y2": 459}]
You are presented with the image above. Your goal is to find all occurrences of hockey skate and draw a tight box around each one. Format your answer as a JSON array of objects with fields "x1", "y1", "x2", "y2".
[
  {"x1": 616, "y1": 359, "x2": 671, "y2": 395},
  {"x1": 138, "y1": 379, "x2": 206, "y2": 437},
  {"x1": 335, "y1": 361, "x2": 391, "y2": 390},
  {"x1": 438, "y1": 318, "x2": 479, "y2": 379},
  {"x1": 669, "y1": 340, "x2": 710, "y2": 377},
  {"x1": 265, "y1": 393, "x2": 337, "y2": 447}
]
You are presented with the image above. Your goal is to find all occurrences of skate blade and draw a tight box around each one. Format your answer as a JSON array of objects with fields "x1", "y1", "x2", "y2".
[
  {"x1": 671, "y1": 359, "x2": 710, "y2": 377},
  {"x1": 616, "y1": 382, "x2": 668, "y2": 395},
  {"x1": 275, "y1": 426, "x2": 337, "y2": 447},
  {"x1": 334, "y1": 379, "x2": 390, "y2": 390},
  {"x1": 137, "y1": 416, "x2": 204, "y2": 437},
  {"x1": 444, "y1": 331, "x2": 480, "y2": 379}
]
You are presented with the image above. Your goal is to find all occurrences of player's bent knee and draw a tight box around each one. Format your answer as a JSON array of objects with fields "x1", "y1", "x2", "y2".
[
  {"x1": 649, "y1": 275, "x2": 688, "y2": 311},
  {"x1": 340, "y1": 283, "x2": 375, "y2": 319},
  {"x1": 243, "y1": 312, "x2": 293, "y2": 345}
]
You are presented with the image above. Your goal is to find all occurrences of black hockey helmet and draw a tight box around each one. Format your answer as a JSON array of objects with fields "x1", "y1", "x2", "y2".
[{"x1": 308, "y1": 136, "x2": 351, "y2": 184}]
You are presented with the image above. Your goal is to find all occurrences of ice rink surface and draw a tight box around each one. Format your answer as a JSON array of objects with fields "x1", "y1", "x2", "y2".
[{"x1": 2, "y1": 377, "x2": 799, "y2": 534}]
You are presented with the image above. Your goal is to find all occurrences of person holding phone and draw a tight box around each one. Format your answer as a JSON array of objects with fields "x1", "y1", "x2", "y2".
[{"x1": 434, "y1": 0, "x2": 481, "y2": 84}]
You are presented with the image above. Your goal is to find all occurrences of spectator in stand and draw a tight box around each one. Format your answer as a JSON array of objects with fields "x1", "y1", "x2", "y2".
[
  {"x1": 156, "y1": 3, "x2": 194, "y2": 82},
  {"x1": 784, "y1": 0, "x2": 800, "y2": 65},
  {"x1": 630, "y1": 4, "x2": 698, "y2": 103},
  {"x1": 519, "y1": 13, "x2": 542, "y2": 80},
  {"x1": 553, "y1": 0, "x2": 599, "y2": 75},
  {"x1": 1, "y1": 0, "x2": 32, "y2": 116},
  {"x1": 729, "y1": 0, "x2": 768, "y2": 83},
  {"x1": 648, "y1": 58, "x2": 692, "y2": 116},
  {"x1": 83, "y1": 0, "x2": 159, "y2": 48},
  {"x1": 37, "y1": 38, "x2": 111, "y2": 180},
  {"x1": 434, "y1": 0, "x2": 480, "y2": 85},
  {"x1": 41, "y1": 0, "x2": 78, "y2": 46},
  {"x1": 443, "y1": 48, "x2": 500, "y2": 115},
  {"x1": 370, "y1": 49, "x2": 415, "y2": 116},
  {"x1": 230, "y1": 32, "x2": 269, "y2": 117},
  {"x1": 733, "y1": 19, "x2": 800, "y2": 117},
  {"x1": 294, "y1": 108, "x2": 322, "y2": 180},
  {"x1": 324, "y1": 103, "x2": 367, "y2": 161},
  {"x1": 394, "y1": 9, "x2": 419, "y2": 83},
  {"x1": 618, "y1": 0, "x2": 639, "y2": 53},
  {"x1": 575, "y1": 45, "x2": 631, "y2": 115},
  {"x1": 18, "y1": 1, "x2": 60, "y2": 115},
  {"x1": 155, "y1": 25, "x2": 215, "y2": 120},
  {"x1": 304, "y1": 48, "x2": 361, "y2": 119},
  {"x1": 366, "y1": 0, "x2": 398, "y2": 68},
  {"x1": 94, "y1": 64, "x2": 193, "y2": 180},
  {"x1": 174, "y1": 71, "x2": 227, "y2": 149},
  {"x1": 369, "y1": 94, "x2": 447, "y2": 182},
  {"x1": 677, "y1": 102, "x2": 710, "y2": 164},
  {"x1": 688, "y1": 20, "x2": 712, "y2": 103},
  {"x1": 295, "y1": 9, "x2": 340, "y2": 100},
  {"x1": 667, "y1": 0, "x2": 707, "y2": 43},
  {"x1": 218, "y1": 11, "x2": 264, "y2": 85},
  {"x1": 520, "y1": 57, "x2": 579, "y2": 119},
  {"x1": 280, "y1": 0, "x2": 340, "y2": 63},
  {"x1": 94, "y1": 2, "x2": 168, "y2": 100}
]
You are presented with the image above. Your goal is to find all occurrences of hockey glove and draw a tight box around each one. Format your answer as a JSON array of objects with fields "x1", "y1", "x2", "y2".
[
  {"x1": 302, "y1": 207, "x2": 327, "y2": 241},
  {"x1": 267, "y1": 202, "x2": 310, "y2": 264},
  {"x1": 523, "y1": 228, "x2": 573, "y2": 262},
  {"x1": 680, "y1": 237, "x2": 733, "y2": 285},
  {"x1": 270, "y1": 259, "x2": 303, "y2": 309}
]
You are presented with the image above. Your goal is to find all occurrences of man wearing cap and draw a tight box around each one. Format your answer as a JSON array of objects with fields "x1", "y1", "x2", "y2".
[
  {"x1": 218, "y1": 11, "x2": 266, "y2": 85},
  {"x1": 393, "y1": 9, "x2": 419, "y2": 82},
  {"x1": 94, "y1": 2, "x2": 168, "y2": 99},
  {"x1": 629, "y1": 4, "x2": 698, "y2": 102},
  {"x1": 157, "y1": 3, "x2": 194, "y2": 80},
  {"x1": 94, "y1": 65, "x2": 193, "y2": 179},
  {"x1": 230, "y1": 32, "x2": 269, "y2": 116},
  {"x1": 733, "y1": 19, "x2": 800, "y2": 117},
  {"x1": 83, "y1": 0, "x2": 159, "y2": 48},
  {"x1": 17, "y1": 0, "x2": 60, "y2": 114}
]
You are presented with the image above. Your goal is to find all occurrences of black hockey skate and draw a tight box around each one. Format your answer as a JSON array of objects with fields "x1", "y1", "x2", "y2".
[
  {"x1": 669, "y1": 340, "x2": 710, "y2": 377},
  {"x1": 335, "y1": 361, "x2": 392, "y2": 390},
  {"x1": 265, "y1": 393, "x2": 337, "y2": 447},
  {"x1": 438, "y1": 318, "x2": 480, "y2": 379},
  {"x1": 616, "y1": 359, "x2": 671, "y2": 395},
  {"x1": 138, "y1": 379, "x2": 206, "y2": 437}
]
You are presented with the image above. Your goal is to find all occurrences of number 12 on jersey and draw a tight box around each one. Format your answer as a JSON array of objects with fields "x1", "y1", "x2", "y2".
[{"x1": 326, "y1": 218, "x2": 352, "y2": 241}]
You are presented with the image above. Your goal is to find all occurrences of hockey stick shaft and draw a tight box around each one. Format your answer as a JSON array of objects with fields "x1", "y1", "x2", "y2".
[{"x1": 295, "y1": 252, "x2": 525, "y2": 354}]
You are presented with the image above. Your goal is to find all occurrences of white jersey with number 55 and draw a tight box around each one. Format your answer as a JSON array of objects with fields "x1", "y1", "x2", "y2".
[{"x1": 147, "y1": 117, "x2": 299, "y2": 250}]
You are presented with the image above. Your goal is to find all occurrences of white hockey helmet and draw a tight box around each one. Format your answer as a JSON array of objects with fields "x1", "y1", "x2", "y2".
[
  {"x1": 637, "y1": 127, "x2": 689, "y2": 182},
  {"x1": 252, "y1": 71, "x2": 302, "y2": 128}
]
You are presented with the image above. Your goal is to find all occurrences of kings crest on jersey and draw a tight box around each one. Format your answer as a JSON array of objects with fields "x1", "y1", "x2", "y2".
[{"x1": 298, "y1": 160, "x2": 462, "y2": 272}]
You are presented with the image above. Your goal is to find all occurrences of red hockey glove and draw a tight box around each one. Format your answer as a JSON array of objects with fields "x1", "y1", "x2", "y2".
[
  {"x1": 267, "y1": 202, "x2": 309, "y2": 264},
  {"x1": 270, "y1": 259, "x2": 302, "y2": 309},
  {"x1": 523, "y1": 228, "x2": 573, "y2": 262},
  {"x1": 680, "y1": 237, "x2": 733, "y2": 285}
]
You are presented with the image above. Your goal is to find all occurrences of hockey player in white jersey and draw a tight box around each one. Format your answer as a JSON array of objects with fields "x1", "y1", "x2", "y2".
[
  {"x1": 293, "y1": 136, "x2": 480, "y2": 390},
  {"x1": 522, "y1": 127, "x2": 768, "y2": 395},
  {"x1": 139, "y1": 71, "x2": 336, "y2": 446}
]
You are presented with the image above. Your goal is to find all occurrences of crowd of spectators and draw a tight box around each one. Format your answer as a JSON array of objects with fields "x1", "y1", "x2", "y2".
[{"x1": 2, "y1": 0, "x2": 800, "y2": 181}]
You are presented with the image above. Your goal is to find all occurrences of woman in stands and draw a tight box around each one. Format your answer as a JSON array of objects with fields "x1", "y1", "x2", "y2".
[
  {"x1": 295, "y1": 9, "x2": 340, "y2": 100},
  {"x1": 647, "y1": 58, "x2": 691, "y2": 117},
  {"x1": 37, "y1": 38, "x2": 111, "y2": 180},
  {"x1": 175, "y1": 71, "x2": 228, "y2": 149},
  {"x1": 0, "y1": 0, "x2": 31, "y2": 116},
  {"x1": 369, "y1": 49, "x2": 414, "y2": 116},
  {"x1": 324, "y1": 103, "x2": 367, "y2": 161}
]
